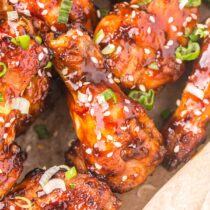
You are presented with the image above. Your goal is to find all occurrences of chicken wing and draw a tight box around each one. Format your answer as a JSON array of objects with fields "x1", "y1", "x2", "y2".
[
  {"x1": 0, "y1": 11, "x2": 50, "y2": 196},
  {"x1": 162, "y1": 19, "x2": 210, "y2": 170},
  {"x1": 46, "y1": 28, "x2": 165, "y2": 193},
  {"x1": 9, "y1": 0, "x2": 97, "y2": 33},
  {"x1": 0, "y1": 167, "x2": 121, "y2": 210},
  {"x1": 94, "y1": 0, "x2": 199, "y2": 90}
]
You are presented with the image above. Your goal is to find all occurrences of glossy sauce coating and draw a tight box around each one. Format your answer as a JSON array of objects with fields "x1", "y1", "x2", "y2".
[
  {"x1": 162, "y1": 19, "x2": 210, "y2": 170},
  {"x1": 95, "y1": 1, "x2": 199, "y2": 90},
  {"x1": 0, "y1": 12, "x2": 50, "y2": 197},
  {"x1": 10, "y1": 0, "x2": 97, "y2": 33},
  {"x1": 0, "y1": 169, "x2": 121, "y2": 210},
  {"x1": 47, "y1": 29, "x2": 165, "y2": 193}
]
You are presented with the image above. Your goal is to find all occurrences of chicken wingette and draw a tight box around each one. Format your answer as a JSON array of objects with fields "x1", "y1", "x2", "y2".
[
  {"x1": 46, "y1": 28, "x2": 165, "y2": 193},
  {"x1": 0, "y1": 166, "x2": 121, "y2": 210},
  {"x1": 9, "y1": 0, "x2": 97, "y2": 33},
  {"x1": 94, "y1": 0, "x2": 200, "y2": 90},
  {"x1": 162, "y1": 19, "x2": 210, "y2": 170},
  {"x1": 0, "y1": 10, "x2": 50, "y2": 197}
]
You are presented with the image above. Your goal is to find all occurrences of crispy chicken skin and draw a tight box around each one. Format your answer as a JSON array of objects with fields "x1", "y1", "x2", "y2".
[
  {"x1": 9, "y1": 0, "x2": 97, "y2": 33},
  {"x1": 46, "y1": 29, "x2": 165, "y2": 193},
  {"x1": 0, "y1": 169, "x2": 121, "y2": 210},
  {"x1": 162, "y1": 19, "x2": 210, "y2": 170},
  {"x1": 94, "y1": 1, "x2": 199, "y2": 90},
  {"x1": 0, "y1": 12, "x2": 50, "y2": 197}
]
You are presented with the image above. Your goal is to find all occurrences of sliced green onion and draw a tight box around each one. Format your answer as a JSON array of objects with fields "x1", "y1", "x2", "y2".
[
  {"x1": 148, "y1": 62, "x2": 159, "y2": 70},
  {"x1": 175, "y1": 41, "x2": 200, "y2": 61},
  {"x1": 161, "y1": 109, "x2": 172, "y2": 120},
  {"x1": 58, "y1": 0, "x2": 72, "y2": 24},
  {"x1": 7, "y1": 11, "x2": 19, "y2": 21},
  {"x1": 35, "y1": 36, "x2": 42, "y2": 45},
  {"x1": 101, "y1": 44, "x2": 116, "y2": 55},
  {"x1": 44, "y1": 61, "x2": 53, "y2": 69},
  {"x1": 94, "y1": 29, "x2": 105, "y2": 44},
  {"x1": 70, "y1": 183, "x2": 76, "y2": 189},
  {"x1": 34, "y1": 124, "x2": 50, "y2": 140},
  {"x1": 189, "y1": 25, "x2": 209, "y2": 42},
  {"x1": 99, "y1": 8, "x2": 109, "y2": 18},
  {"x1": 179, "y1": 0, "x2": 201, "y2": 8},
  {"x1": 128, "y1": 89, "x2": 155, "y2": 111},
  {"x1": 101, "y1": 89, "x2": 117, "y2": 103},
  {"x1": 65, "y1": 166, "x2": 77, "y2": 180},
  {"x1": 0, "y1": 62, "x2": 7, "y2": 77},
  {"x1": 0, "y1": 93, "x2": 4, "y2": 102},
  {"x1": 14, "y1": 196, "x2": 32, "y2": 209},
  {"x1": 137, "y1": 0, "x2": 153, "y2": 6},
  {"x1": 11, "y1": 35, "x2": 30, "y2": 50}
]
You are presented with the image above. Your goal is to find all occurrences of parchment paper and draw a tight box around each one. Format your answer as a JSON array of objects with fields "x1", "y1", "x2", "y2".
[{"x1": 16, "y1": 2, "x2": 210, "y2": 210}]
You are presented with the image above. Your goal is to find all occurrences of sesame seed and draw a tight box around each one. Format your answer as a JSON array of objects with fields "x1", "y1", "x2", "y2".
[
  {"x1": 177, "y1": 32, "x2": 183, "y2": 37},
  {"x1": 41, "y1": 9, "x2": 48, "y2": 16},
  {"x1": 171, "y1": 25, "x2": 177, "y2": 32},
  {"x1": 5, "y1": 123, "x2": 11, "y2": 128},
  {"x1": 149, "y1": 16, "x2": 155, "y2": 23},
  {"x1": 0, "y1": 117, "x2": 4, "y2": 123},
  {"x1": 86, "y1": 148, "x2": 92, "y2": 154},
  {"x1": 130, "y1": 4, "x2": 139, "y2": 9},
  {"x1": 167, "y1": 40, "x2": 174, "y2": 46},
  {"x1": 124, "y1": 106, "x2": 129, "y2": 113},
  {"x1": 95, "y1": 163, "x2": 102, "y2": 170},
  {"x1": 37, "y1": 1, "x2": 45, "y2": 8},
  {"x1": 139, "y1": 84, "x2": 146, "y2": 92},
  {"x1": 97, "y1": 132, "x2": 101, "y2": 140},
  {"x1": 134, "y1": 126, "x2": 140, "y2": 132},
  {"x1": 168, "y1": 17, "x2": 174, "y2": 24},
  {"x1": 147, "y1": 27, "x2": 151, "y2": 35},
  {"x1": 107, "y1": 152, "x2": 113, "y2": 158},
  {"x1": 176, "y1": 99, "x2": 181, "y2": 106},
  {"x1": 3, "y1": 133, "x2": 8, "y2": 139},
  {"x1": 120, "y1": 126, "x2": 127, "y2": 131},
  {"x1": 131, "y1": 10, "x2": 136, "y2": 18},
  {"x1": 144, "y1": 48, "x2": 151, "y2": 54},
  {"x1": 62, "y1": 67, "x2": 68, "y2": 76},
  {"x1": 38, "y1": 52, "x2": 44, "y2": 61},
  {"x1": 194, "y1": 110, "x2": 202, "y2": 116},
  {"x1": 191, "y1": 13, "x2": 197, "y2": 20},
  {"x1": 186, "y1": 16, "x2": 192, "y2": 23},
  {"x1": 125, "y1": 99, "x2": 130, "y2": 104},
  {"x1": 174, "y1": 145, "x2": 180, "y2": 153},
  {"x1": 122, "y1": 175, "x2": 128, "y2": 182},
  {"x1": 176, "y1": 58, "x2": 182, "y2": 64},
  {"x1": 107, "y1": 135, "x2": 114, "y2": 141},
  {"x1": 128, "y1": 75, "x2": 134, "y2": 82},
  {"x1": 51, "y1": 26, "x2": 57, "y2": 32},
  {"x1": 91, "y1": 57, "x2": 98, "y2": 64},
  {"x1": 113, "y1": 142, "x2": 122, "y2": 148},
  {"x1": 104, "y1": 111, "x2": 111, "y2": 116},
  {"x1": 97, "y1": 10, "x2": 101, "y2": 18}
]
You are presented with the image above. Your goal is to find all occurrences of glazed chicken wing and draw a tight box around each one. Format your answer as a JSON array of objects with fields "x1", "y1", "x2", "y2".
[
  {"x1": 46, "y1": 28, "x2": 165, "y2": 193},
  {"x1": 162, "y1": 19, "x2": 210, "y2": 170},
  {"x1": 94, "y1": 0, "x2": 199, "y2": 90},
  {"x1": 0, "y1": 11, "x2": 50, "y2": 196},
  {"x1": 0, "y1": 167, "x2": 121, "y2": 210},
  {"x1": 9, "y1": 0, "x2": 97, "y2": 33}
]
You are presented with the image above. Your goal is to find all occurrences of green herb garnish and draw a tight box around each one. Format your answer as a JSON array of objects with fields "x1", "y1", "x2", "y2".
[
  {"x1": 58, "y1": 0, "x2": 72, "y2": 24},
  {"x1": 128, "y1": 89, "x2": 155, "y2": 111},
  {"x1": 101, "y1": 89, "x2": 117, "y2": 103},
  {"x1": 0, "y1": 62, "x2": 7, "y2": 77},
  {"x1": 65, "y1": 166, "x2": 77, "y2": 180}
]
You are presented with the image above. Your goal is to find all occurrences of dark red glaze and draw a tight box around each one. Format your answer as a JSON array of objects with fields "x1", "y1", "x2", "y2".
[
  {"x1": 95, "y1": 1, "x2": 199, "y2": 90},
  {"x1": 0, "y1": 12, "x2": 50, "y2": 197},
  {"x1": 10, "y1": 0, "x2": 97, "y2": 33},
  {"x1": 0, "y1": 169, "x2": 121, "y2": 209},
  {"x1": 162, "y1": 19, "x2": 210, "y2": 170},
  {"x1": 46, "y1": 29, "x2": 165, "y2": 193}
]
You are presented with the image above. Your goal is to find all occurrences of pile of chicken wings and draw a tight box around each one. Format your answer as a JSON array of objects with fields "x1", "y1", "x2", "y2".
[{"x1": 0, "y1": 0, "x2": 209, "y2": 209}]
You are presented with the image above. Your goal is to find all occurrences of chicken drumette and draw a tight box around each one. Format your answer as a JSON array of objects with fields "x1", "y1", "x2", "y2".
[
  {"x1": 0, "y1": 166, "x2": 121, "y2": 210},
  {"x1": 94, "y1": 0, "x2": 199, "y2": 90},
  {"x1": 46, "y1": 28, "x2": 165, "y2": 193},
  {"x1": 162, "y1": 19, "x2": 210, "y2": 170},
  {"x1": 9, "y1": 0, "x2": 97, "y2": 34},
  {"x1": 0, "y1": 11, "x2": 50, "y2": 197}
]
